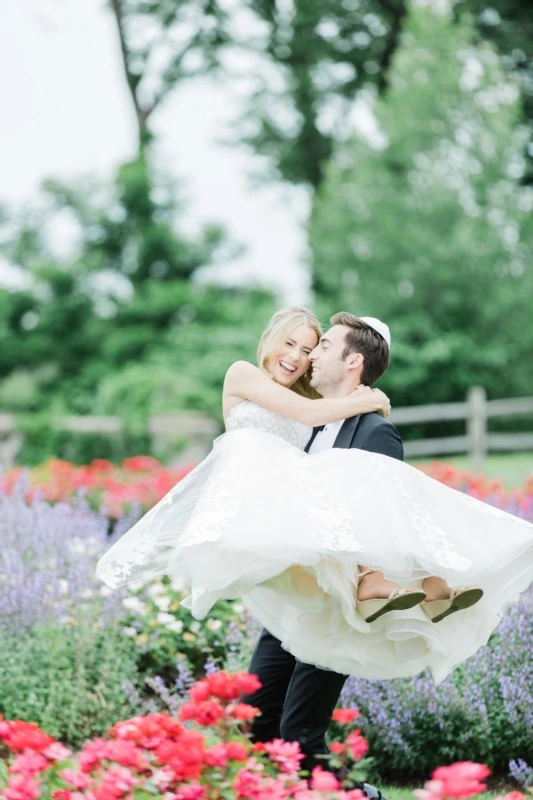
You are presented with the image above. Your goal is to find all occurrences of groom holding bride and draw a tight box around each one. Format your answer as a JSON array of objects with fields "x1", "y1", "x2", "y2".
[
  {"x1": 241, "y1": 311, "x2": 405, "y2": 782},
  {"x1": 97, "y1": 307, "x2": 533, "y2": 789}
]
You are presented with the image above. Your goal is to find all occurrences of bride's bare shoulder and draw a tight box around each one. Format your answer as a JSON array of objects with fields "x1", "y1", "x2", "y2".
[
  {"x1": 226, "y1": 360, "x2": 259, "y2": 376},
  {"x1": 224, "y1": 361, "x2": 264, "y2": 388},
  {"x1": 223, "y1": 362, "x2": 265, "y2": 422}
]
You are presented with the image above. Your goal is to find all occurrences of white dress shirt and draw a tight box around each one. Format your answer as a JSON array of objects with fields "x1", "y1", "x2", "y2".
[{"x1": 308, "y1": 419, "x2": 345, "y2": 454}]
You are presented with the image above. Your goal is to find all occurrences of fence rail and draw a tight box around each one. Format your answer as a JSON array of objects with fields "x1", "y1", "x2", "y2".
[
  {"x1": 390, "y1": 387, "x2": 533, "y2": 470},
  {"x1": 0, "y1": 411, "x2": 219, "y2": 468},
  {"x1": 1, "y1": 388, "x2": 532, "y2": 471}
]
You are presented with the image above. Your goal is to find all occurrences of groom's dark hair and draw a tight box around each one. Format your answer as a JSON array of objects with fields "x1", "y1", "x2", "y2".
[{"x1": 330, "y1": 312, "x2": 390, "y2": 386}]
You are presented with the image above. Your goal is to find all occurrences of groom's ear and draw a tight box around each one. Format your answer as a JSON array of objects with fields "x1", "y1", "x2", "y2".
[{"x1": 346, "y1": 352, "x2": 364, "y2": 371}]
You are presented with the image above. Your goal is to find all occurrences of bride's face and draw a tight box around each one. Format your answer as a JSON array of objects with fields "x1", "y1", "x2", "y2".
[{"x1": 266, "y1": 324, "x2": 318, "y2": 387}]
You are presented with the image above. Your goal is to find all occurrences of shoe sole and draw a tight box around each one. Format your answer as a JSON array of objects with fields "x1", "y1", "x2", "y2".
[
  {"x1": 427, "y1": 587, "x2": 484, "y2": 623},
  {"x1": 360, "y1": 591, "x2": 427, "y2": 623}
]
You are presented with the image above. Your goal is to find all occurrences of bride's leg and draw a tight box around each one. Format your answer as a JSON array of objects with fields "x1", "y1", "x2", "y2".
[
  {"x1": 422, "y1": 575, "x2": 453, "y2": 601},
  {"x1": 357, "y1": 566, "x2": 421, "y2": 601},
  {"x1": 421, "y1": 576, "x2": 484, "y2": 623}
]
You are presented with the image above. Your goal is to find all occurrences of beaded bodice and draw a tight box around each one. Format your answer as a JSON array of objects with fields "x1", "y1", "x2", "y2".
[{"x1": 225, "y1": 401, "x2": 312, "y2": 451}]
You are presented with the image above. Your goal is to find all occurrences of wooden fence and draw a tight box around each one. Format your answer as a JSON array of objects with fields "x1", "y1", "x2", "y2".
[
  {"x1": 0, "y1": 411, "x2": 219, "y2": 469},
  {"x1": 390, "y1": 387, "x2": 533, "y2": 471},
  {"x1": 1, "y1": 387, "x2": 532, "y2": 471}
]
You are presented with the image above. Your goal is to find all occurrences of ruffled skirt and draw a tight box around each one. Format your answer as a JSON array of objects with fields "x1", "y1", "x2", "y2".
[{"x1": 96, "y1": 429, "x2": 533, "y2": 682}]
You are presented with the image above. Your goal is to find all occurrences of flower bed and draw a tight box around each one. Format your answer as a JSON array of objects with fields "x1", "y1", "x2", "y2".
[
  {"x1": 340, "y1": 581, "x2": 533, "y2": 780},
  {"x1": 418, "y1": 463, "x2": 533, "y2": 521},
  {"x1": 0, "y1": 486, "x2": 255, "y2": 747},
  {"x1": 0, "y1": 457, "x2": 195, "y2": 518},
  {"x1": 1, "y1": 462, "x2": 533, "y2": 779},
  {"x1": 2, "y1": 458, "x2": 532, "y2": 521},
  {"x1": 0, "y1": 669, "x2": 526, "y2": 800}
]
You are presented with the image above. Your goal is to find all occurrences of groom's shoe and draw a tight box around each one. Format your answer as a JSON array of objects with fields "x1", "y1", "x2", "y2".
[
  {"x1": 362, "y1": 782, "x2": 389, "y2": 800},
  {"x1": 335, "y1": 774, "x2": 388, "y2": 800}
]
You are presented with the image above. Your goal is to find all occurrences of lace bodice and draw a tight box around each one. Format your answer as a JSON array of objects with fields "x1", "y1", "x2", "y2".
[{"x1": 225, "y1": 401, "x2": 313, "y2": 450}]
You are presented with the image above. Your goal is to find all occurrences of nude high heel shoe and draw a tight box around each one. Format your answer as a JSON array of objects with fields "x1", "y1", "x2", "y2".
[
  {"x1": 421, "y1": 586, "x2": 484, "y2": 623},
  {"x1": 356, "y1": 569, "x2": 427, "y2": 624}
]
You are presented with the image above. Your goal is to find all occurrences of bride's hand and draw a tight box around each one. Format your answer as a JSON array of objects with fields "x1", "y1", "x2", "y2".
[{"x1": 350, "y1": 385, "x2": 391, "y2": 418}]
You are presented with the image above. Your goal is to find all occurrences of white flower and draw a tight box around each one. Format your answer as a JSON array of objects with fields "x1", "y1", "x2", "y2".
[
  {"x1": 86, "y1": 536, "x2": 104, "y2": 556},
  {"x1": 146, "y1": 582, "x2": 167, "y2": 598},
  {"x1": 153, "y1": 595, "x2": 171, "y2": 612},
  {"x1": 68, "y1": 537, "x2": 87, "y2": 556},
  {"x1": 156, "y1": 612, "x2": 175, "y2": 626},
  {"x1": 122, "y1": 626, "x2": 137, "y2": 637},
  {"x1": 156, "y1": 612, "x2": 184, "y2": 634},
  {"x1": 190, "y1": 621, "x2": 201, "y2": 634},
  {"x1": 122, "y1": 597, "x2": 147, "y2": 615},
  {"x1": 129, "y1": 579, "x2": 148, "y2": 592},
  {"x1": 80, "y1": 588, "x2": 93, "y2": 599},
  {"x1": 232, "y1": 603, "x2": 245, "y2": 614},
  {"x1": 206, "y1": 618, "x2": 223, "y2": 632},
  {"x1": 58, "y1": 579, "x2": 69, "y2": 596},
  {"x1": 100, "y1": 586, "x2": 113, "y2": 597}
]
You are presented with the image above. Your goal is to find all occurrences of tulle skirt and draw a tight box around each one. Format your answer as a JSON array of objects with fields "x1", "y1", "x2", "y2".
[{"x1": 96, "y1": 429, "x2": 533, "y2": 682}]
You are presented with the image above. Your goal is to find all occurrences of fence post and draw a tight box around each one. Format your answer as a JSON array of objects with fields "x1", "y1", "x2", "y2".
[{"x1": 467, "y1": 386, "x2": 487, "y2": 473}]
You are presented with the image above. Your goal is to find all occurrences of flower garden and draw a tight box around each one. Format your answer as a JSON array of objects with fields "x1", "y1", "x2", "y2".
[{"x1": 1, "y1": 458, "x2": 533, "y2": 799}]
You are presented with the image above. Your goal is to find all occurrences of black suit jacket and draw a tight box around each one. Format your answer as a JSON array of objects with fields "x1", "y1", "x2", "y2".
[{"x1": 305, "y1": 412, "x2": 404, "y2": 461}]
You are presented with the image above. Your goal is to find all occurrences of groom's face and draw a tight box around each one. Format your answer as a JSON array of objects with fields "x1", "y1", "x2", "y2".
[{"x1": 309, "y1": 325, "x2": 355, "y2": 394}]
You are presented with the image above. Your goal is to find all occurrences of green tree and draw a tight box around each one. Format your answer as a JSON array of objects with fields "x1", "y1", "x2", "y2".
[
  {"x1": 233, "y1": 0, "x2": 407, "y2": 188},
  {"x1": 457, "y1": 0, "x2": 533, "y2": 183},
  {"x1": 0, "y1": 0, "x2": 276, "y2": 450},
  {"x1": 107, "y1": 0, "x2": 231, "y2": 151},
  {"x1": 0, "y1": 171, "x2": 273, "y2": 420},
  {"x1": 309, "y1": 5, "x2": 533, "y2": 406}
]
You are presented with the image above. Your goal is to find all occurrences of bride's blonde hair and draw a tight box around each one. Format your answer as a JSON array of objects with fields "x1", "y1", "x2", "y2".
[{"x1": 257, "y1": 307, "x2": 323, "y2": 399}]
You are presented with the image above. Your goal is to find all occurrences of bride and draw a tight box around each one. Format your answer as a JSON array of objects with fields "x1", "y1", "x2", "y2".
[{"x1": 96, "y1": 307, "x2": 533, "y2": 682}]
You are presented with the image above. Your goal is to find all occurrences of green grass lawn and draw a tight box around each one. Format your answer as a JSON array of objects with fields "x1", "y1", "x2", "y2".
[
  {"x1": 409, "y1": 451, "x2": 533, "y2": 488},
  {"x1": 383, "y1": 788, "x2": 511, "y2": 800}
]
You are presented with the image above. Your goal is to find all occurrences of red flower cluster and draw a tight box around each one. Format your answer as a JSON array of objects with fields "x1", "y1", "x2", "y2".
[
  {"x1": 414, "y1": 762, "x2": 494, "y2": 800},
  {"x1": 0, "y1": 719, "x2": 57, "y2": 755},
  {"x1": 3, "y1": 458, "x2": 532, "y2": 522},
  {"x1": 418, "y1": 462, "x2": 533, "y2": 520},
  {"x1": 0, "y1": 457, "x2": 195, "y2": 518},
  {"x1": 332, "y1": 709, "x2": 360, "y2": 725},
  {"x1": 0, "y1": 673, "x2": 375, "y2": 800}
]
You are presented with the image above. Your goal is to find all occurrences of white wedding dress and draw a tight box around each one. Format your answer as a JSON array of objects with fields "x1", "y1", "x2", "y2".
[{"x1": 96, "y1": 401, "x2": 533, "y2": 682}]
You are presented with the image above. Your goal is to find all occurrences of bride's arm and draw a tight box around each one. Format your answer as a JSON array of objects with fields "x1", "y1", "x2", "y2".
[{"x1": 224, "y1": 361, "x2": 389, "y2": 426}]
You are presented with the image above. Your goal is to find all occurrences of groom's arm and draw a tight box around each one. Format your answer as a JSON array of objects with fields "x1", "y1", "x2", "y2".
[{"x1": 362, "y1": 422, "x2": 404, "y2": 462}]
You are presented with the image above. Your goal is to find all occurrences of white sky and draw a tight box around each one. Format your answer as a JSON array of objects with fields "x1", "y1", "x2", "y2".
[{"x1": 0, "y1": 0, "x2": 312, "y2": 302}]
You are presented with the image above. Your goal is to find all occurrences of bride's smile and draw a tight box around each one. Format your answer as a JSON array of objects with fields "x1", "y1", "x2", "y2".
[{"x1": 265, "y1": 323, "x2": 318, "y2": 388}]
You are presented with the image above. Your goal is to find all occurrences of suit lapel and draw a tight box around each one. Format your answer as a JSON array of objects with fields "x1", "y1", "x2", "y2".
[
  {"x1": 305, "y1": 426, "x2": 323, "y2": 453},
  {"x1": 333, "y1": 415, "x2": 362, "y2": 449}
]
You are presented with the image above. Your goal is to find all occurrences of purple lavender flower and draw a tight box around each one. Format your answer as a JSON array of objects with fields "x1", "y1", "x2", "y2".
[
  {"x1": 0, "y1": 479, "x2": 140, "y2": 635},
  {"x1": 509, "y1": 759, "x2": 533, "y2": 788},
  {"x1": 339, "y1": 583, "x2": 533, "y2": 778}
]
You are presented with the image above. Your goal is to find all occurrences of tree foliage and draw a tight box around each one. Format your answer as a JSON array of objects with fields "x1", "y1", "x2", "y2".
[
  {"x1": 235, "y1": 0, "x2": 407, "y2": 188},
  {"x1": 309, "y1": 5, "x2": 533, "y2": 406},
  {"x1": 458, "y1": 0, "x2": 533, "y2": 183},
  {"x1": 107, "y1": 0, "x2": 232, "y2": 148},
  {"x1": 0, "y1": 161, "x2": 274, "y2": 428}
]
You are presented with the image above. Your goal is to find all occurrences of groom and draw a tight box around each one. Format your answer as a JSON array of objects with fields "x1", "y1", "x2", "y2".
[{"x1": 241, "y1": 312, "x2": 403, "y2": 787}]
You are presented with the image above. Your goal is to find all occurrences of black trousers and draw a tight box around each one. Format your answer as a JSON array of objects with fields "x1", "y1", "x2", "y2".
[{"x1": 241, "y1": 628, "x2": 348, "y2": 775}]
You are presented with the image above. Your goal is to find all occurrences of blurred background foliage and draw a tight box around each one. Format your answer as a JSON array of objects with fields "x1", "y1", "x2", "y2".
[{"x1": 1, "y1": 0, "x2": 532, "y2": 463}]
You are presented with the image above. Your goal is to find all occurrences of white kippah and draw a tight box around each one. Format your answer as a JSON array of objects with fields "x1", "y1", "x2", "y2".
[{"x1": 359, "y1": 316, "x2": 391, "y2": 348}]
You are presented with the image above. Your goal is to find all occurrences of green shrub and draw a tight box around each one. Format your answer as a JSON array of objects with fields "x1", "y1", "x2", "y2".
[
  {"x1": 120, "y1": 578, "x2": 255, "y2": 681},
  {"x1": 0, "y1": 614, "x2": 144, "y2": 748},
  {"x1": 15, "y1": 412, "x2": 151, "y2": 466}
]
